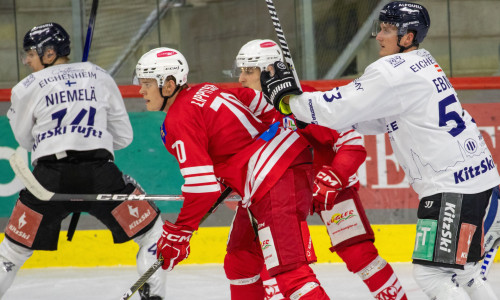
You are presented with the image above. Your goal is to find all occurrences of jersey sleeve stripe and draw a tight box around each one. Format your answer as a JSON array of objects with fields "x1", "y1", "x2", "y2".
[
  {"x1": 181, "y1": 165, "x2": 214, "y2": 176},
  {"x1": 184, "y1": 174, "x2": 218, "y2": 185},
  {"x1": 182, "y1": 183, "x2": 220, "y2": 193}
]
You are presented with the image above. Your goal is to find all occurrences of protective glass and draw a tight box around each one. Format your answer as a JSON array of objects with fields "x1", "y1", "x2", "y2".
[
  {"x1": 20, "y1": 47, "x2": 37, "y2": 65},
  {"x1": 231, "y1": 60, "x2": 260, "y2": 78},
  {"x1": 372, "y1": 20, "x2": 408, "y2": 38}
]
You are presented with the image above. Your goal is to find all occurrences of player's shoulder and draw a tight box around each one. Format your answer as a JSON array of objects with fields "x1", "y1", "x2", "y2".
[
  {"x1": 374, "y1": 48, "x2": 434, "y2": 71},
  {"x1": 183, "y1": 82, "x2": 225, "y2": 106}
]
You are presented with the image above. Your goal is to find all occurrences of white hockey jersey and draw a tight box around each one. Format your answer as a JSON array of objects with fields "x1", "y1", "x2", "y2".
[
  {"x1": 289, "y1": 49, "x2": 500, "y2": 199},
  {"x1": 8, "y1": 62, "x2": 132, "y2": 164}
]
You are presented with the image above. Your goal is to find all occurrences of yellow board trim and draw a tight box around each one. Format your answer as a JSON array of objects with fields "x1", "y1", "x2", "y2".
[{"x1": 0, "y1": 224, "x2": 497, "y2": 268}]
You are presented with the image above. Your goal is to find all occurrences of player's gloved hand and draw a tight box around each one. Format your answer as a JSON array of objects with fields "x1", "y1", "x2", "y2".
[
  {"x1": 260, "y1": 61, "x2": 302, "y2": 115},
  {"x1": 157, "y1": 220, "x2": 193, "y2": 271},
  {"x1": 312, "y1": 166, "x2": 343, "y2": 215}
]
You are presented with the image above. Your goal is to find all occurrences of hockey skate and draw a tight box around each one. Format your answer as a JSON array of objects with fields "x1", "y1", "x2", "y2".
[{"x1": 138, "y1": 283, "x2": 162, "y2": 300}]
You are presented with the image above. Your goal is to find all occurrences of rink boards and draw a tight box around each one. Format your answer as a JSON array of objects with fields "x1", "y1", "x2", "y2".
[{"x1": 0, "y1": 224, "x2": 498, "y2": 269}]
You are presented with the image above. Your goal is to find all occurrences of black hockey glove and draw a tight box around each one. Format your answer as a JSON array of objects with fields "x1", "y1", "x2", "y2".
[{"x1": 260, "y1": 61, "x2": 302, "y2": 115}]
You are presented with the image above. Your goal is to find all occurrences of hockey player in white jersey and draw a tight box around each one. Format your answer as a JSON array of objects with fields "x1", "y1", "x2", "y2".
[
  {"x1": 2, "y1": 23, "x2": 166, "y2": 300},
  {"x1": 261, "y1": 1, "x2": 500, "y2": 300}
]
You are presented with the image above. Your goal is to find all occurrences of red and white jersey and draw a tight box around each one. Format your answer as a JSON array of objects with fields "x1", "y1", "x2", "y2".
[
  {"x1": 226, "y1": 87, "x2": 276, "y2": 125},
  {"x1": 231, "y1": 86, "x2": 367, "y2": 189},
  {"x1": 161, "y1": 83, "x2": 309, "y2": 230},
  {"x1": 300, "y1": 125, "x2": 366, "y2": 190},
  {"x1": 8, "y1": 62, "x2": 132, "y2": 164}
]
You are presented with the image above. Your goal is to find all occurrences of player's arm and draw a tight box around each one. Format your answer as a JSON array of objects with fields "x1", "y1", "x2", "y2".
[
  {"x1": 352, "y1": 118, "x2": 388, "y2": 135},
  {"x1": 263, "y1": 62, "x2": 405, "y2": 130},
  {"x1": 7, "y1": 87, "x2": 36, "y2": 150},
  {"x1": 100, "y1": 67, "x2": 133, "y2": 149},
  {"x1": 156, "y1": 116, "x2": 221, "y2": 270},
  {"x1": 312, "y1": 129, "x2": 366, "y2": 214}
]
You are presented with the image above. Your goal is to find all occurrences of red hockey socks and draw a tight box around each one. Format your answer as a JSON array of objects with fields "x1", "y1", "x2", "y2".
[
  {"x1": 337, "y1": 241, "x2": 407, "y2": 300},
  {"x1": 361, "y1": 258, "x2": 407, "y2": 300},
  {"x1": 224, "y1": 250, "x2": 265, "y2": 300},
  {"x1": 274, "y1": 264, "x2": 330, "y2": 299},
  {"x1": 261, "y1": 267, "x2": 284, "y2": 300}
]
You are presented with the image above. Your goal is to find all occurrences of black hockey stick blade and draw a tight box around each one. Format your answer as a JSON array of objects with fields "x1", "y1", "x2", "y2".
[
  {"x1": 82, "y1": 0, "x2": 99, "y2": 62},
  {"x1": 264, "y1": 0, "x2": 302, "y2": 89},
  {"x1": 9, "y1": 152, "x2": 241, "y2": 202},
  {"x1": 119, "y1": 187, "x2": 234, "y2": 300}
]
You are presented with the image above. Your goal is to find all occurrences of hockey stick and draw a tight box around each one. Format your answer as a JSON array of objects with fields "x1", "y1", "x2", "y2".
[
  {"x1": 9, "y1": 152, "x2": 241, "y2": 202},
  {"x1": 264, "y1": 0, "x2": 301, "y2": 89},
  {"x1": 82, "y1": 0, "x2": 98, "y2": 62},
  {"x1": 68, "y1": 0, "x2": 99, "y2": 240},
  {"x1": 119, "y1": 186, "x2": 233, "y2": 300}
]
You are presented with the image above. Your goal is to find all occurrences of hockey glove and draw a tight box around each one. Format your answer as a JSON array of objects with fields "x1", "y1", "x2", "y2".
[
  {"x1": 312, "y1": 166, "x2": 343, "y2": 215},
  {"x1": 157, "y1": 220, "x2": 193, "y2": 271},
  {"x1": 260, "y1": 61, "x2": 302, "y2": 115}
]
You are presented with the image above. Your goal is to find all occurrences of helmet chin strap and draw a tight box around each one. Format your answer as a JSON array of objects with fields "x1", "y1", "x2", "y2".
[
  {"x1": 159, "y1": 85, "x2": 181, "y2": 111},
  {"x1": 41, "y1": 53, "x2": 59, "y2": 68},
  {"x1": 397, "y1": 36, "x2": 417, "y2": 53}
]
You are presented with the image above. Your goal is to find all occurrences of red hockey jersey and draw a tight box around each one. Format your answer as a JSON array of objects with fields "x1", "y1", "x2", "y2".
[
  {"x1": 228, "y1": 86, "x2": 367, "y2": 190},
  {"x1": 161, "y1": 83, "x2": 309, "y2": 230}
]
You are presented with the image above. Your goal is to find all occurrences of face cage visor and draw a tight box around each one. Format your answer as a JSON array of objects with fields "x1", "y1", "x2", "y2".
[
  {"x1": 372, "y1": 20, "x2": 410, "y2": 38},
  {"x1": 20, "y1": 46, "x2": 38, "y2": 65}
]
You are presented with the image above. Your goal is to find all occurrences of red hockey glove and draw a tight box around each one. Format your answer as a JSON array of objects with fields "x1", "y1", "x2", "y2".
[
  {"x1": 157, "y1": 221, "x2": 193, "y2": 271},
  {"x1": 312, "y1": 166, "x2": 343, "y2": 215}
]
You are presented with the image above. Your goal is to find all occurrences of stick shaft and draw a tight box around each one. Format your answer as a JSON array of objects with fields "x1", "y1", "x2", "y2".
[
  {"x1": 119, "y1": 187, "x2": 233, "y2": 300},
  {"x1": 82, "y1": 0, "x2": 99, "y2": 62},
  {"x1": 264, "y1": 0, "x2": 301, "y2": 89}
]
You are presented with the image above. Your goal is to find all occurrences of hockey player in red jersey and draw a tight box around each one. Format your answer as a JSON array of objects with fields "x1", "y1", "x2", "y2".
[
  {"x1": 229, "y1": 39, "x2": 408, "y2": 300},
  {"x1": 134, "y1": 47, "x2": 330, "y2": 299}
]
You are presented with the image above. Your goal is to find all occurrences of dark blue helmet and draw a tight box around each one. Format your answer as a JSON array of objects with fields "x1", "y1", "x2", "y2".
[
  {"x1": 378, "y1": 1, "x2": 430, "y2": 45},
  {"x1": 23, "y1": 23, "x2": 71, "y2": 57}
]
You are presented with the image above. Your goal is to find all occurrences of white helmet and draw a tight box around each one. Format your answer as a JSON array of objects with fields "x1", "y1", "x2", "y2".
[
  {"x1": 235, "y1": 39, "x2": 283, "y2": 71},
  {"x1": 135, "y1": 47, "x2": 189, "y2": 87}
]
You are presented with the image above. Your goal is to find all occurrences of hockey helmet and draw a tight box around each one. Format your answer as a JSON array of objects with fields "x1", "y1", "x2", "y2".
[
  {"x1": 374, "y1": 1, "x2": 430, "y2": 44},
  {"x1": 135, "y1": 47, "x2": 189, "y2": 87},
  {"x1": 235, "y1": 39, "x2": 283, "y2": 71},
  {"x1": 23, "y1": 23, "x2": 71, "y2": 57}
]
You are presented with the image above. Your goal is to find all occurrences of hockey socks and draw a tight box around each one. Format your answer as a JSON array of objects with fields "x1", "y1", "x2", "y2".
[
  {"x1": 261, "y1": 267, "x2": 284, "y2": 300},
  {"x1": 224, "y1": 250, "x2": 265, "y2": 300},
  {"x1": 274, "y1": 264, "x2": 330, "y2": 299},
  {"x1": 337, "y1": 241, "x2": 407, "y2": 300},
  {"x1": 359, "y1": 257, "x2": 407, "y2": 300}
]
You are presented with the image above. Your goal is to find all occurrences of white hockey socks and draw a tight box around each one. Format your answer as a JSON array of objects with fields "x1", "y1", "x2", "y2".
[
  {"x1": 413, "y1": 264, "x2": 470, "y2": 300},
  {"x1": 0, "y1": 238, "x2": 33, "y2": 297},
  {"x1": 133, "y1": 217, "x2": 166, "y2": 299},
  {"x1": 454, "y1": 262, "x2": 498, "y2": 300}
]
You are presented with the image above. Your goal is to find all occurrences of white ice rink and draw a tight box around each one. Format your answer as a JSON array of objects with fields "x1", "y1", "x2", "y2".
[{"x1": 4, "y1": 263, "x2": 500, "y2": 299}]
